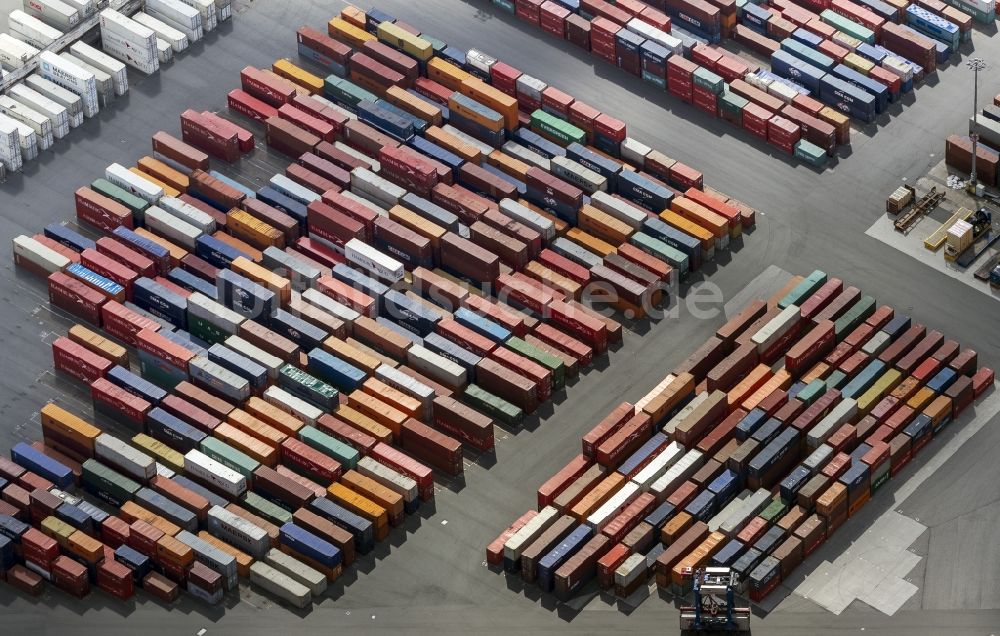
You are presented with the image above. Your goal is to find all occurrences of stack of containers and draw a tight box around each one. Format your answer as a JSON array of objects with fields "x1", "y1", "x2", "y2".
[
  {"x1": 99, "y1": 9, "x2": 159, "y2": 74},
  {"x1": 145, "y1": 0, "x2": 204, "y2": 43}
]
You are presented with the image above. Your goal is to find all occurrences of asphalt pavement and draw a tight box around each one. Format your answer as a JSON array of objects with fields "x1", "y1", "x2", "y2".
[{"x1": 0, "y1": 0, "x2": 998, "y2": 634}]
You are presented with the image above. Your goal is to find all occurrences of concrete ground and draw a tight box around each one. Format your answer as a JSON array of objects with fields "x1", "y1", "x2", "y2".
[{"x1": 0, "y1": 0, "x2": 999, "y2": 634}]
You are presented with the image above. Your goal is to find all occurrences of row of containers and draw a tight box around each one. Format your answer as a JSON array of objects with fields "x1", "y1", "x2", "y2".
[
  {"x1": 494, "y1": 0, "x2": 992, "y2": 167},
  {"x1": 0, "y1": 0, "x2": 233, "y2": 173},
  {"x1": 487, "y1": 269, "x2": 994, "y2": 602},
  {"x1": 3, "y1": 6, "x2": 759, "y2": 609}
]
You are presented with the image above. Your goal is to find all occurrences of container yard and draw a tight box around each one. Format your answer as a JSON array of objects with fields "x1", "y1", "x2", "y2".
[{"x1": 0, "y1": 0, "x2": 998, "y2": 635}]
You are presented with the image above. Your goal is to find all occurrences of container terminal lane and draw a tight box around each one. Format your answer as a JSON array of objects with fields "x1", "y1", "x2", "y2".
[{"x1": 0, "y1": 0, "x2": 998, "y2": 634}]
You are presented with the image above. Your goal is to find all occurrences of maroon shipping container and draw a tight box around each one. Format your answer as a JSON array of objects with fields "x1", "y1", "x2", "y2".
[
  {"x1": 344, "y1": 119, "x2": 399, "y2": 157},
  {"x1": 227, "y1": 89, "x2": 279, "y2": 122},
  {"x1": 431, "y1": 182, "x2": 492, "y2": 226},
  {"x1": 322, "y1": 191, "x2": 378, "y2": 238},
  {"x1": 175, "y1": 381, "x2": 236, "y2": 420},
  {"x1": 440, "y1": 232, "x2": 501, "y2": 285},
  {"x1": 152, "y1": 131, "x2": 209, "y2": 171},
  {"x1": 780, "y1": 105, "x2": 837, "y2": 155},
  {"x1": 81, "y1": 249, "x2": 138, "y2": 300},
  {"x1": 91, "y1": 377, "x2": 151, "y2": 429},
  {"x1": 881, "y1": 22, "x2": 935, "y2": 72},
  {"x1": 7, "y1": 565, "x2": 44, "y2": 596},
  {"x1": 48, "y1": 271, "x2": 105, "y2": 325},
  {"x1": 432, "y1": 396, "x2": 495, "y2": 451},
  {"x1": 315, "y1": 414, "x2": 378, "y2": 455},
  {"x1": 489, "y1": 344, "x2": 552, "y2": 402},
  {"x1": 349, "y1": 52, "x2": 405, "y2": 95},
  {"x1": 22, "y1": 527, "x2": 60, "y2": 567},
  {"x1": 471, "y1": 225, "x2": 528, "y2": 271},
  {"x1": 279, "y1": 103, "x2": 336, "y2": 143},
  {"x1": 537, "y1": 454, "x2": 592, "y2": 508},
  {"x1": 525, "y1": 167, "x2": 584, "y2": 210},
  {"x1": 180, "y1": 109, "x2": 239, "y2": 163},
  {"x1": 379, "y1": 145, "x2": 438, "y2": 197},
  {"x1": 459, "y1": 163, "x2": 518, "y2": 201},
  {"x1": 240, "y1": 66, "x2": 297, "y2": 106},
  {"x1": 595, "y1": 412, "x2": 653, "y2": 467},
  {"x1": 298, "y1": 153, "x2": 351, "y2": 190},
  {"x1": 949, "y1": 348, "x2": 978, "y2": 376},
  {"x1": 545, "y1": 298, "x2": 608, "y2": 354},
  {"x1": 290, "y1": 95, "x2": 349, "y2": 138},
  {"x1": 126, "y1": 520, "x2": 163, "y2": 558},
  {"x1": 150, "y1": 475, "x2": 210, "y2": 523},
  {"x1": 372, "y1": 216, "x2": 432, "y2": 269},
  {"x1": 96, "y1": 237, "x2": 156, "y2": 278},
  {"x1": 287, "y1": 163, "x2": 339, "y2": 196},
  {"x1": 362, "y1": 40, "x2": 419, "y2": 86},
  {"x1": 75, "y1": 187, "x2": 132, "y2": 233},
  {"x1": 265, "y1": 116, "x2": 321, "y2": 157},
  {"x1": 190, "y1": 170, "x2": 246, "y2": 210},
  {"x1": 399, "y1": 418, "x2": 463, "y2": 476},
  {"x1": 242, "y1": 198, "x2": 299, "y2": 244},
  {"x1": 582, "y1": 402, "x2": 634, "y2": 458},
  {"x1": 252, "y1": 465, "x2": 315, "y2": 510},
  {"x1": 159, "y1": 395, "x2": 220, "y2": 434},
  {"x1": 99, "y1": 300, "x2": 159, "y2": 347},
  {"x1": 52, "y1": 336, "x2": 112, "y2": 384},
  {"x1": 291, "y1": 507, "x2": 356, "y2": 566},
  {"x1": 532, "y1": 321, "x2": 593, "y2": 366},
  {"x1": 297, "y1": 26, "x2": 351, "y2": 66},
  {"x1": 476, "y1": 357, "x2": 539, "y2": 413},
  {"x1": 307, "y1": 200, "x2": 364, "y2": 249}
]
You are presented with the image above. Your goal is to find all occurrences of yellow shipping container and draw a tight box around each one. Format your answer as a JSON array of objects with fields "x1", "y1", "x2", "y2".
[
  {"x1": 335, "y1": 404, "x2": 394, "y2": 444},
  {"x1": 459, "y1": 78, "x2": 519, "y2": 131},
  {"x1": 857, "y1": 369, "x2": 903, "y2": 414},
  {"x1": 156, "y1": 534, "x2": 195, "y2": 567},
  {"x1": 328, "y1": 17, "x2": 374, "y2": 49},
  {"x1": 671, "y1": 197, "x2": 728, "y2": 240},
  {"x1": 906, "y1": 387, "x2": 936, "y2": 412},
  {"x1": 376, "y1": 22, "x2": 432, "y2": 61},
  {"x1": 132, "y1": 433, "x2": 185, "y2": 473},
  {"x1": 388, "y1": 205, "x2": 447, "y2": 251},
  {"x1": 128, "y1": 167, "x2": 181, "y2": 198},
  {"x1": 272, "y1": 58, "x2": 324, "y2": 94},
  {"x1": 137, "y1": 156, "x2": 189, "y2": 193},
  {"x1": 487, "y1": 149, "x2": 532, "y2": 182},
  {"x1": 245, "y1": 396, "x2": 305, "y2": 436},
  {"x1": 227, "y1": 209, "x2": 284, "y2": 251},
  {"x1": 843, "y1": 52, "x2": 875, "y2": 74},
  {"x1": 384, "y1": 85, "x2": 444, "y2": 126},
  {"x1": 68, "y1": 323, "x2": 129, "y2": 367},
  {"x1": 659, "y1": 211, "x2": 714, "y2": 251},
  {"x1": 322, "y1": 337, "x2": 381, "y2": 376},
  {"x1": 41, "y1": 516, "x2": 75, "y2": 547},
  {"x1": 67, "y1": 530, "x2": 103, "y2": 563},
  {"x1": 327, "y1": 482, "x2": 389, "y2": 538},
  {"x1": 565, "y1": 227, "x2": 617, "y2": 257},
  {"x1": 426, "y1": 57, "x2": 473, "y2": 92},
  {"x1": 425, "y1": 126, "x2": 482, "y2": 163},
  {"x1": 231, "y1": 256, "x2": 292, "y2": 305},
  {"x1": 227, "y1": 409, "x2": 288, "y2": 449},
  {"x1": 577, "y1": 204, "x2": 634, "y2": 246}
]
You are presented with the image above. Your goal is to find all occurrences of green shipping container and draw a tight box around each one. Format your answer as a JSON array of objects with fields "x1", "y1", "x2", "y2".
[
  {"x1": 279, "y1": 364, "x2": 339, "y2": 411},
  {"x1": 491, "y1": 0, "x2": 515, "y2": 12},
  {"x1": 759, "y1": 498, "x2": 788, "y2": 524},
  {"x1": 797, "y1": 379, "x2": 827, "y2": 406},
  {"x1": 200, "y1": 437, "x2": 260, "y2": 479},
  {"x1": 82, "y1": 459, "x2": 141, "y2": 506},
  {"x1": 91, "y1": 178, "x2": 149, "y2": 224},
  {"x1": 419, "y1": 34, "x2": 447, "y2": 54},
  {"x1": 779, "y1": 270, "x2": 828, "y2": 309},
  {"x1": 629, "y1": 232, "x2": 690, "y2": 279},
  {"x1": 324, "y1": 76, "x2": 379, "y2": 108},
  {"x1": 186, "y1": 312, "x2": 232, "y2": 345},
  {"x1": 834, "y1": 295, "x2": 876, "y2": 340},
  {"x1": 820, "y1": 10, "x2": 875, "y2": 44},
  {"x1": 825, "y1": 369, "x2": 847, "y2": 390},
  {"x1": 794, "y1": 139, "x2": 829, "y2": 168},
  {"x1": 781, "y1": 39, "x2": 835, "y2": 72},
  {"x1": 530, "y1": 109, "x2": 586, "y2": 146},
  {"x1": 693, "y1": 68, "x2": 725, "y2": 94},
  {"x1": 463, "y1": 384, "x2": 524, "y2": 427},
  {"x1": 299, "y1": 425, "x2": 360, "y2": 470},
  {"x1": 720, "y1": 91, "x2": 748, "y2": 123},
  {"x1": 241, "y1": 491, "x2": 293, "y2": 525},
  {"x1": 505, "y1": 337, "x2": 565, "y2": 390}
]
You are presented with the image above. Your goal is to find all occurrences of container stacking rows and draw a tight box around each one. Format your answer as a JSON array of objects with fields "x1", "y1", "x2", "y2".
[
  {"x1": 493, "y1": 0, "x2": 992, "y2": 167},
  {"x1": 488, "y1": 269, "x2": 994, "y2": 602}
]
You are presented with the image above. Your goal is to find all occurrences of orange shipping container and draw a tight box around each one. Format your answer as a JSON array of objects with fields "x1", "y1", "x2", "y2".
[
  {"x1": 487, "y1": 150, "x2": 532, "y2": 182},
  {"x1": 348, "y1": 391, "x2": 408, "y2": 439},
  {"x1": 460, "y1": 78, "x2": 519, "y2": 130},
  {"x1": 425, "y1": 126, "x2": 482, "y2": 163},
  {"x1": 383, "y1": 85, "x2": 444, "y2": 126},
  {"x1": 227, "y1": 409, "x2": 288, "y2": 448},
  {"x1": 570, "y1": 472, "x2": 626, "y2": 522},
  {"x1": 156, "y1": 534, "x2": 195, "y2": 568},
  {"x1": 327, "y1": 482, "x2": 389, "y2": 540},
  {"x1": 68, "y1": 323, "x2": 129, "y2": 367},
  {"x1": 245, "y1": 397, "x2": 305, "y2": 436},
  {"x1": 524, "y1": 261, "x2": 581, "y2": 300},
  {"x1": 198, "y1": 531, "x2": 254, "y2": 578},
  {"x1": 120, "y1": 502, "x2": 181, "y2": 538},
  {"x1": 214, "y1": 422, "x2": 280, "y2": 467},
  {"x1": 137, "y1": 156, "x2": 189, "y2": 193},
  {"x1": 227, "y1": 210, "x2": 284, "y2": 251},
  {"x1": 388, "y1": 205, "x2": 447, "y2": 253},
  {"x1": 426, "y1": 57, "x2": 474, "y2": 92},
  {"x1": 212, "y1": 231, "x2": 263, "y2": 262},
  {"x1": 671, "y1": 197, "x2": 728, "y2": 241},
  {"x1": 322, "y1": 337, "x2": 380, "y2": 375},
  {"x1": 577, "y1": 205, "x2": 634, "y2": 246},
  {"x1": 659, "y1": 211, "x2": 714, "y2": 251},
  {"x1": 231, "y1": 256, "x2": 292, "y2": 304},
  {"x1": 742, "y1": 369, "x2": 793, "y2": 411},
  {"x1": 335, "y1": 404, "x2": 394, "y2": 444},
  {"x1": 671, "y1": 531, "x2": 726, "y2": 585},
  {"x1": 642, "y1": 373, "x2": 696, "y2": 426},
  {"x1": 129, "y1": 167, "x2": 181, "y2": 198},
  {"x1": 340, "y1": 470, "x2": 405, "y2": 526},
  {"x1": 565, "y1": 227, "x2": 617, "y2": 258},
  {"x1": 361, "y1": 377, "x2": 422, "y2": 420},
  {"x1": 906, "y1": 387, "x2": 935, "y2": 412},
  {"x1": 728, "y1": 364, "x2": 773, "y2": 409},
  {"x1": 327, "y1": 17, "x2": 375, "y2": 49},
  {"x1": 802, "y1": 362, "x2": 831, "y2": 384}
]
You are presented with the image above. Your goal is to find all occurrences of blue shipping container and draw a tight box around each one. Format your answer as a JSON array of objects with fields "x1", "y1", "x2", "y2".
[
  {"x1": 771, "y1": 51, "x2": 826, "y2": 93},
  {"x1": 407, "y1": 135, "x2": 464, "y2": 175},
  {"x1": 536, "y1": 524, "x2": 592, "y2": 592},
  {"x1": 618, "y1": 433, "x2": 668, "y2": 478},
  {"x1": 830, "y1": 64, "x2": 889, "y2": 113},
  {"x1": 685, "y1": 489, "x2": 717, "y2": 521},
  {"x1": 818, "y1": 74, "x2": 877, "y2": 123},
  {"x1": 423, "y1": 333, "x2": 481, "y2": 377},
  {"x1": 401, "y1": 193, "x2": 460, "y2": 232},
  {"x1": 108, "y1": 364, "x2": 168, "y2": 404},
  {"x1": 382, "y1": 289, "x2": 442, "y2": 336},
  {"x1": 512, "y1": 128, "x2": 566, "y2": 159},
  {"x1": 44, "y1": 223, "x2": 95, "y2": 253},
  {"x1": 641, "y1": 217, "x2": 702, "y2": 271},
  {"x1": 10, "y1": 442, "x2": 75, "y2": 488},
  {"x1": 135, "y1": 487, "x2": 199, "y2": 532},
  {"x1": 217, "y1": 269, "x2": 276, "y2": 321},
  {"x1": 307, "y1": 348, "x2": 367, "y2": 392},
  {"x1": 791, "y1": 28, "x2": 823, "y2": 49},
  {"x1": 267, "y1": 309, "x2": 328, "y2": 350},
  {"x1": 331, "y1": 263, "x2": 390, "y2": 300},
  {"x1": 453, "y1": 307, "x2": 511, "y2": 343},
  {"x1": 927, "y1": 367, "x2": 958, "y2": 393},
  {"x1": 167, "y1": 267, "x2": 217, "y2": 299},
  {"x1": 256, "y1": 186, "x2": 308, "y2": 229},
  {"x1": 779, "y1": 465, "x2": 812, "y2": 502},
  {"x1": 208, "y1": 344, "x2": 268, "y2": 392},
  {"x1": 735, "y1": 408, "x2": 769, "y2": 441},
  {"x1": 617, "y1": 170, "x2": 673, "y2": 213},
  {"x1": 357, "y1": 100, "x2": 416, "y2": 142},
  {"x1": 195, "y1": 234, "x2": 251, "y2": 269},
  {"x1": 566, "y1": 143, "x2": 623, "y2": 190},
  {"x1": 147, "y1": 407, "x2": 207, "y2": 453}
]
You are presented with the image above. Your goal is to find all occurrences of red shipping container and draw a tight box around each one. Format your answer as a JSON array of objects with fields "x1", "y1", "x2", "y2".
[
  {"x1": 540, "y1": 1, "x2": 570, "y2": 37},
  {"x1": 180, "y1": 109, "x2": 239, "y2": 162},
  {"x1": 48, "y1": 271, "x2": 105, "y2": 325},
  {"x1": 52, "y1": 336, "x2": 112, "y2": 384},
  {"x1": 490, "y1": 62, "x2": 522, "y2": 97},
  {"x1": 240, "y1": 66, "x2": 297, "y2": 106},
  {"x1": 96, "y1": 237, "x2": 156, "y2": 278},
  {"x1": 100, "y1": 300, "x2": 161, "y2": 347},
  {"x1": 517, "y1": 0, "x2": 543, "y2": 23},
  {"x1": 279, "y1": 103, "x2": 336, "y2": 143},
  {"x1": 370, "y1": 442, "x2": 434, "y2": 501},
  {"x1": 532, "y1": 322, "x2": 593, "y2": 366},
  {"x1": 227, "y1": 89, "x2": 280, "y2": 122},
  {"x1": 537, "y1": 454, "x2": 592, "y2": 508},
  {"x1": 640, "y1": 6, "x2": 672, "y2": 31},
  {"x1": 595, "y1": 412, "x2": 653, "y2": 467},
  {"x1": 80, "y1": 249, "x2": 139, "y2": 300},
  {"x1": 307, "y1": 200, "x2": 365, "y2": 249},
  {"x1": 693, "y1": 85, "x2": 719, "y2": 116},
  {"x1": 75, "y1": 187, "x2": 132, "y2": 233},
  {"x1": 742, "y1": 103, "x2": 772, "y2": 140}
]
